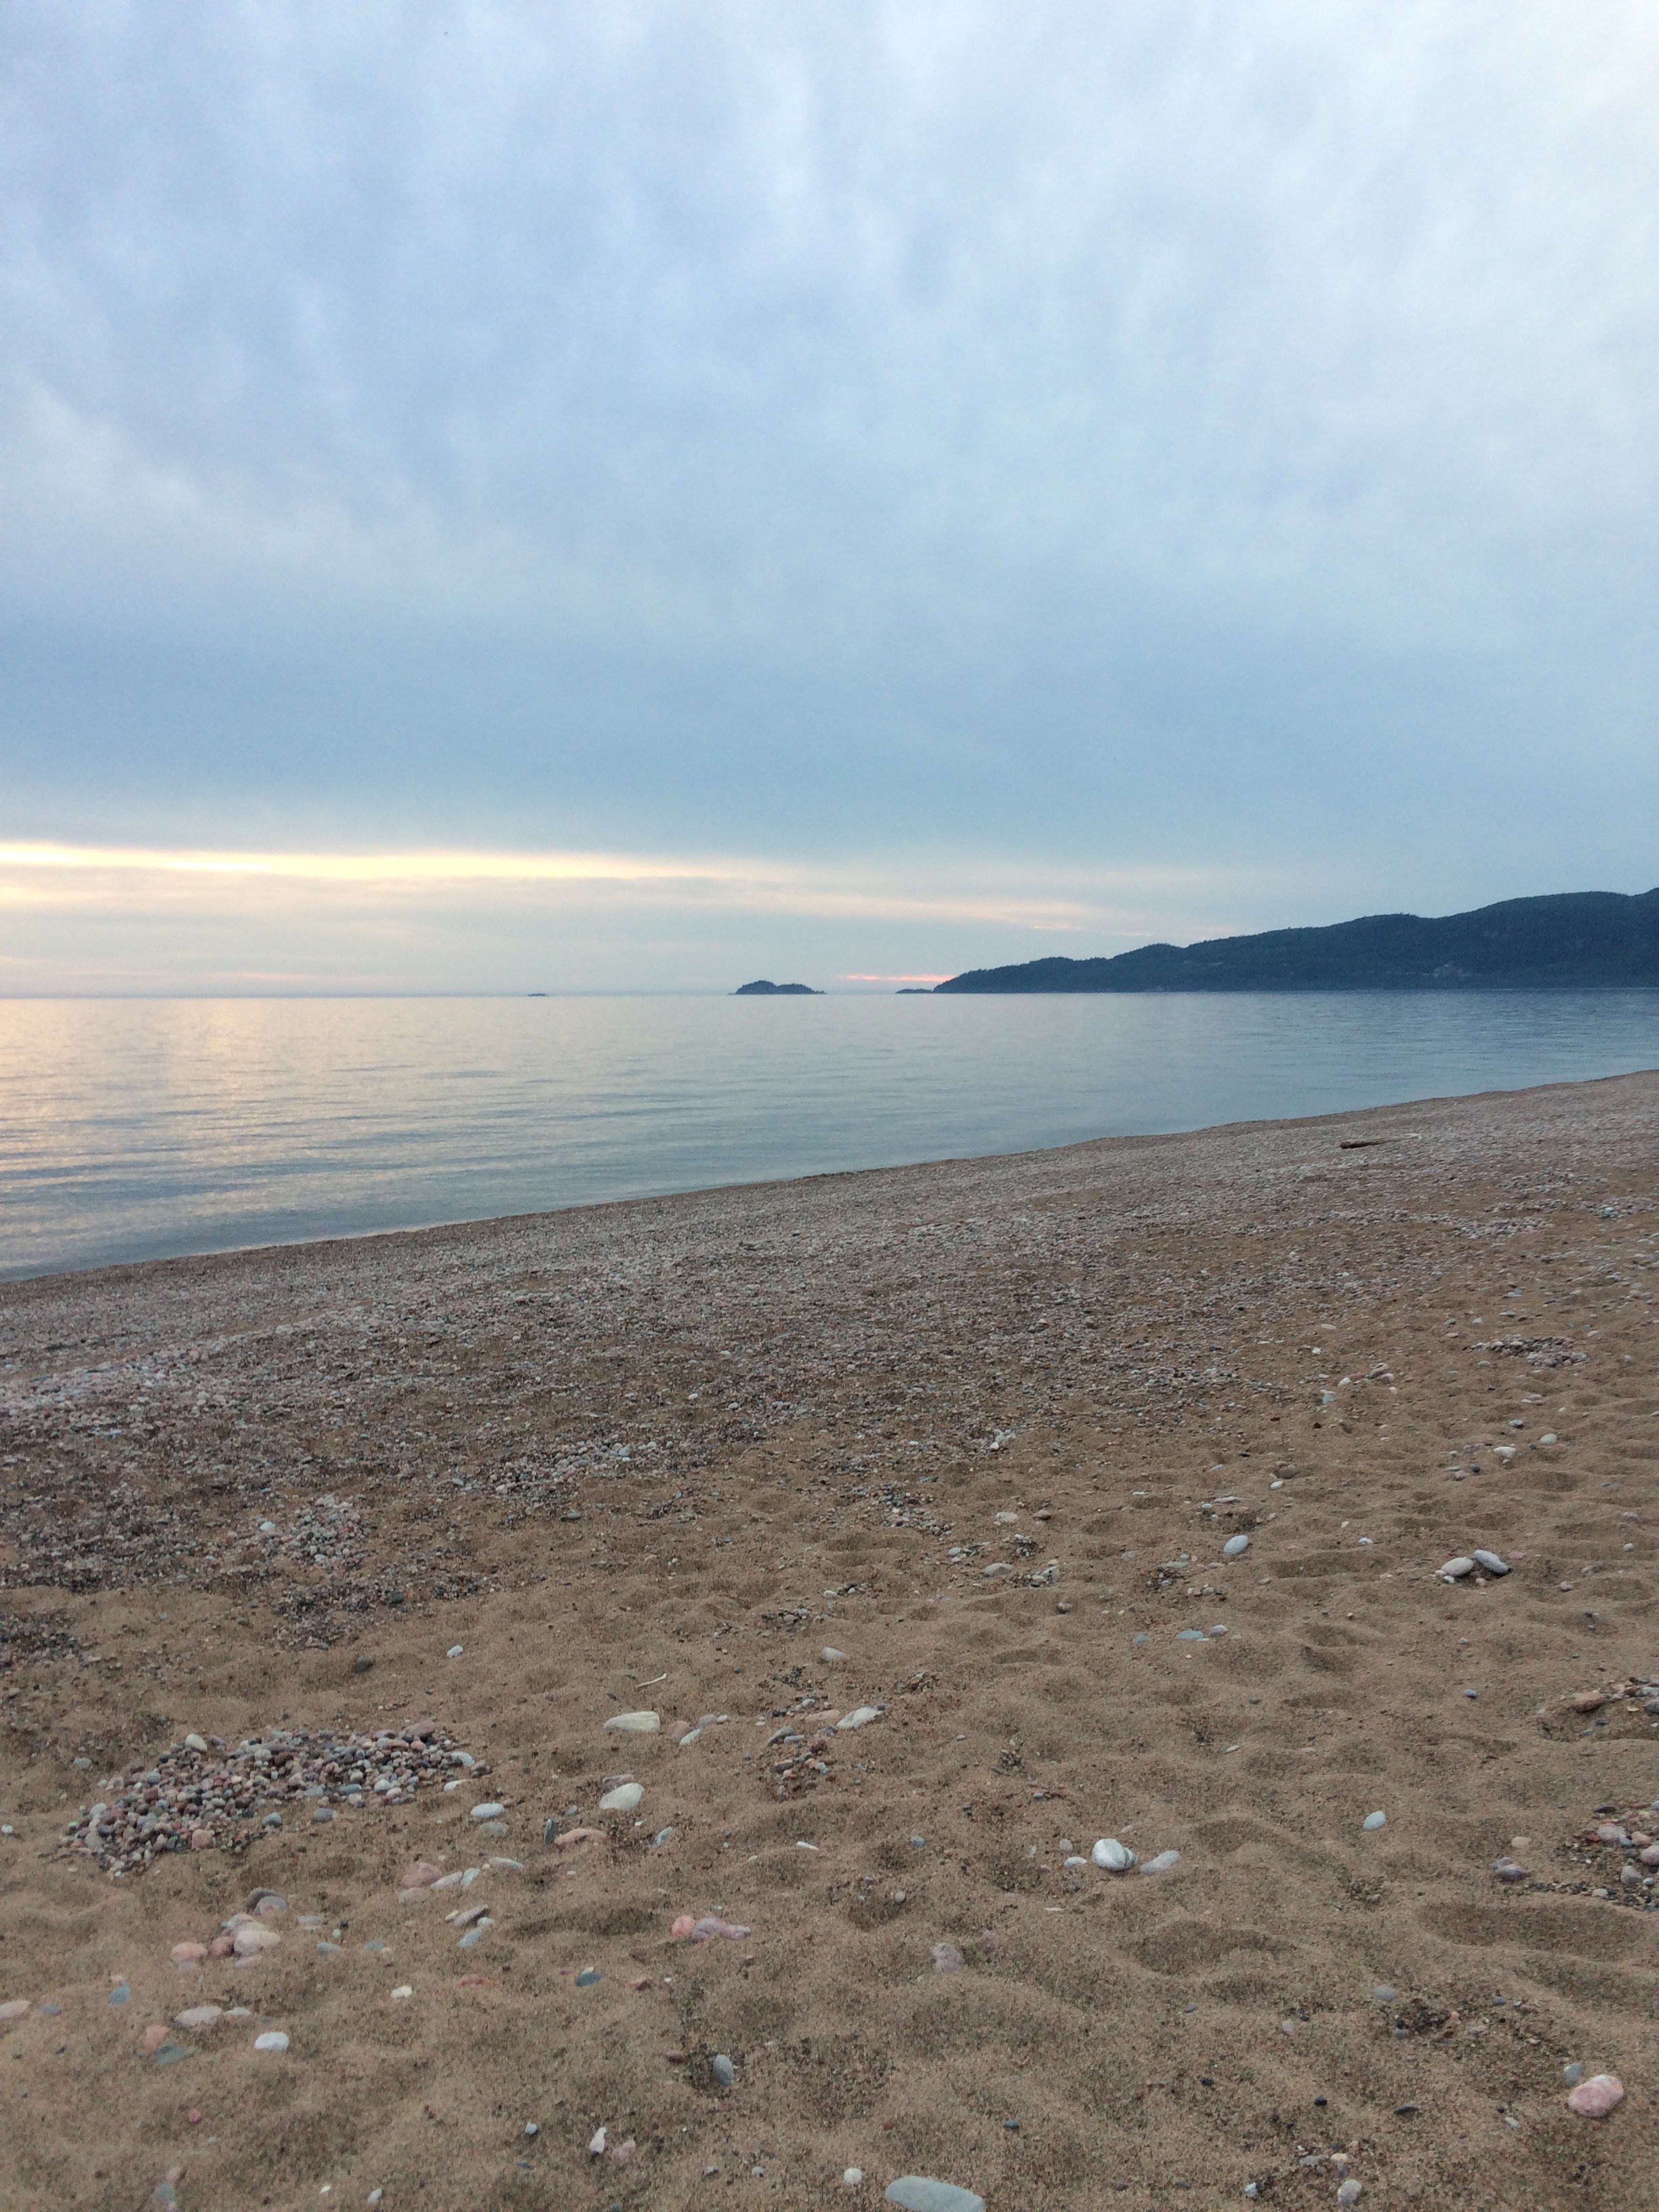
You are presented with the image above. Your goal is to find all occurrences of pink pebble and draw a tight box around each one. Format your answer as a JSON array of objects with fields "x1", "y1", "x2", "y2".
[
  {"x1": 188, "y1": 1828, "x2": 214, "y2": 1851},
  {"x1": 665, "y1": 1719, "x2": 691, "y2": 1742},
  {"x1": 170, "y1": 1943, "x2": 208, "y2": 1965},
  {"x1": 0, "y1": 1999, "x2": 30, "y2": 2024},
  {"x1": 1567, "y1": 2074, "x2": 1624, "y2": 2118},
  {"x1": 716, "y1": 1921, "x2": 751, "y2": 1941},
  {"x1": 141, "y1": 2023, "x2": 170, "y2": 2053},
  {"x1": 208, "y1": 1937, "x2": 234, "y2": 1959},
  {"x1": 671, "y1": 1914, "x2": 697, "y2": 1940},
  {"x1": 398, "y1": 1861, "x2": 443, "y2": 1890}
]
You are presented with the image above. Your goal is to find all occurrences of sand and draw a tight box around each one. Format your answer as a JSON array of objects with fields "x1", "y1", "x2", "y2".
[{"x1": 1, "y1": 1069, "x2": 1656, "y2": 2211}]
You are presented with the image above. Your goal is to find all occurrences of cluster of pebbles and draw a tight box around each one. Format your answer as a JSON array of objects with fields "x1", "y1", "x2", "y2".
[{"x1": 58, "y1": 1720, "x2": 466, "y2": 1875}]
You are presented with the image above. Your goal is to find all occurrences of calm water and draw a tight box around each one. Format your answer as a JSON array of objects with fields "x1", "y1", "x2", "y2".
[{"x1": 2, "y1": 992, "x2": 1657, "y2": 1280}]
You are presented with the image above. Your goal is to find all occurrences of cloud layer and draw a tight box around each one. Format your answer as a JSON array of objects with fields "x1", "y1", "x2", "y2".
[{"x1": 3, "y1": 4, "x2": 1656, "y2": 985}]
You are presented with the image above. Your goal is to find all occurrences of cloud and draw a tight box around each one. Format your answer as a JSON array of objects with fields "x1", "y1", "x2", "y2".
[
  {"x1": 0, "y1": 838, "x2": 1297, "y2": 992},
  {"x1": 2, "y1": 3, "x2": 1657, "y2": 983}
]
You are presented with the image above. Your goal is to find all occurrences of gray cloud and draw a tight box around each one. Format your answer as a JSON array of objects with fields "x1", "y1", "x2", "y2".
[{"x1": 2, "y1": 1, "x2": 1656, "y2": 979}]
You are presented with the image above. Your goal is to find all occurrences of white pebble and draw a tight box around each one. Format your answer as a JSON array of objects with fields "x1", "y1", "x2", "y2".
[
  {"x1": 822, "y1": 1647, "x2": 846, "y2": 1663},
  {"x1": 253, "y1": 2030, "x2": 289, "y2": 2053},
  {"x1": 599, "y1": 1783, "x2": 643, "y2": 1813},
  {"x1": 1222, "y1": 1534, "x2": 1250, "y2": 1559},
  {"x1": 1141, "y1": 1850, "x2": 1181, "y2": 1875},
  {"x1": 469, "y1": 1803, "x2": 506, "y2": 1822},
  {"x1": 837, "y1": 1706, "x2": 881, "y2": 1731},
  {"x1": 844, "y1": 2169, "x2": 864, "y2": 2186},
  {"x1": 1439, "y1": 1557, "x2": 1475, "y2": 1580},
  {"x1": 1362, "y1": 1811, "x2": 1386, "y2": 1832},
  {"x1": 447, "y1": 1645, "x2": 464, "y2": 1659},
  {"x1": 1337, "y1": 2183, "x2": 1361, "y2": 2207},
  {"x1": 390, "y1": 1986, "x2": 413, "y2": 2001},
  {"x1": 603, "y1": 1711, "x2": 660, "y2": 1734},
  {"x1": 1092, "y1": 1837, "x2": 1136, "y2": 1872}
]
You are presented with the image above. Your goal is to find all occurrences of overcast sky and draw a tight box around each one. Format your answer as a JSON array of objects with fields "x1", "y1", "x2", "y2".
[{"x1": 3, "y1": 1, "x2": 1656, "y2": 991}]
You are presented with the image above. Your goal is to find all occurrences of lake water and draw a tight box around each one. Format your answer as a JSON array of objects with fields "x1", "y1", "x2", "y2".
[{"x1": 2, "y1": 991, "x2": 1657, "y2": 1280}]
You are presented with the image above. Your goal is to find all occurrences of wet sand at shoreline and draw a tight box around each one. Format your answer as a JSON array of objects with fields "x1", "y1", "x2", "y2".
[{"x1": 1, "y1": 1070, "x2": 1656, "y2": 2210}]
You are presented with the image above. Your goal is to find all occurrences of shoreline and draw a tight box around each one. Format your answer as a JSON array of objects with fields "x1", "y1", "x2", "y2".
[
  {"x1": 7, "y1": 1062, "x2": 1658, "y2": 1294},
  {"x1": 0, "y1": 1067, "x2": 1655, "y2": 2207}
]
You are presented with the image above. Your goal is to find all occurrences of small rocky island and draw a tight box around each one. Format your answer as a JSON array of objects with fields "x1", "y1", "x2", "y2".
[{"x1": 733, "y1": 979, "x2": 822, "y2": 995}]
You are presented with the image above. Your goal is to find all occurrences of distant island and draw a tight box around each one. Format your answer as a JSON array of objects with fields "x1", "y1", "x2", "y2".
[
  {"x1": 935, "y1": 888, "x2": 1659, "y2": 993},
  {"x1": 733, "y1": 979, "x2": 823, "y2": 996}
]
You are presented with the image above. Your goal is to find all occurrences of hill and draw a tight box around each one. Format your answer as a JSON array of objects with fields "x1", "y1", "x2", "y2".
[
  {"x1": 934, "y1": 888, "x2": 1659, "y2": 993},
  {"x1": 733, "y1": 979, "x2": 822, "y2": 995}
]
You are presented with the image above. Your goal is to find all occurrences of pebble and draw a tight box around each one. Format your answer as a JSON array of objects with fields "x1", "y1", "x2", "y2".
[
  {"x1": 838, "y1": 1707, "x2": 881, "y2": 1731},
  {"x1": 576, "y1": 1967, "x2": 602, "y2": 1987},
  {"x1": 470, "y1": 1803, "x2": 506, "y2": 1822},
  {"x1": 108, "y1": 1982, "x2": 131, "y2": 2005},
  {"x1": 1491, "y1": 1859, "x2": 1528, "y2": 1883},
  {"x1": 1566, "y1": 2073, "x2": 1624, "y2": 2117},
  {"x1": 398, "y1": 1861, "x2": 443, "y2": 1890},
  {"x1": 712, "y1": 2053, "x2": 736, "y2": 2087},
  {"x1": 312, "y1": 1805, "x2": 335, "y2": 1823},
  {"x1": 447, "y1": 1645, "x2": 464, "y2": 1658},
  {"x1": 599, "y1": 1783, "x2": 643, "y2": 1812},
  {"x1": 232, "y1": 1924, "x2": 281, "y2": 1959},
  {"x1": 1472, "y1": 1549, "x2": 1509, "y2": 1575},
  {"x1": 822, "y1": 1647, "x2": 846, "y2": 1662},
  {"x1": 844, "y1": 2170, "x2": 864, "y2": 2187},
  {"x1": 0, "y1": 1999, "x2": 31, "y2": 2023},
  {"x1": 390, "y1": 1986, "x2": 413, "y2": 2001},
  {"x1": 253, "y1": 2030, "x2": 289, "y2": 2053},
  {"x1": 170, "y1": 1941, "x2": 208, "y2": 1964},
  {"x1": 1439, "y1": 1558, "x2": 1475, "y2": 1580},
  {"x1": 1337, "y1": 2184, "x2": 1362, "y2": 2207},
  {"x1": 1176, "y1": 1629, "x2": 1207, "y2": 1641},
  {"x1": 1141, "y1": 1850, "x2": 1181, "y2": 1875},
  {"x1": 930, "y1": 1942, "x2": 964, "y2": 1973},
  {"x1": 1361, "y1": 1811, "x2": 1387, "y2": 1832},
  {"x1": 884, "y1": 2181, "x2": 985, "y2": 2212},
  {"x1": 458, "y1": 1921, "x2": 492, "y2": 1948},
  {"x1": 1222, "y1": 1534, "x2": 1250, "y2": 1559},
  {"x1": 1562, "y1": 2062, "x2": 1584, "y2": 2085},
  {"x1": 60, "y1": 1723, "x2": 463, "y2": 1875},
  {"x1": 604, "y1": 1711, "x2": 660, "y2": 1734},
  {"x1": 1092, "y1": 1838, "x2": 1136, "y2": 1872},
  {"x1": 173, "y1": 2005, "x2": 222, "y2": 2030},
  {"x1": 1370, "y1": 1986, "x2": 1395, "y2": 2004}
]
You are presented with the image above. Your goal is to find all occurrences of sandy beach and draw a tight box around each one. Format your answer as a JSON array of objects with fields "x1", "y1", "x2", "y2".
[{"x1": 1, "y1": 1069, "x2": 1656, "y2": 2212}]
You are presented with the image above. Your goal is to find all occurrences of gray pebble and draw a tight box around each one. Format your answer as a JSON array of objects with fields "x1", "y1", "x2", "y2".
[
  {"x1": 1361, "y1": 1811, "x2": 1386, "y2": 1832},
  {"x1": 1439, "y1": 1557, "x2": 1476, "y2": 1580},
  {"x1": 884, "y1": 2181, "x2": 985, "y2": 2212},
  {"x1": 1176, "y1": 1628, "x2": 1206, "y2": 1641},
  {"x1": 1563, "y1": 2061, "x2": 1584, "y2": 2085},
  {"x1": 1370, "y1": 1985, "x2": 1396, "y2": 2004},
  {"x1": 712, "y1": 2053, "x2": 736, "y2": 2087},
  {"x1": 1472, "y1": 1549, "x2": 1509, "y2": 1576},
  {"x1": 1222, "y1": 1533, "x2": 1250, "y2": 1559},
  {"x1": 312, "y1": 1805, "x2": 334, "y2": 1824}
]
